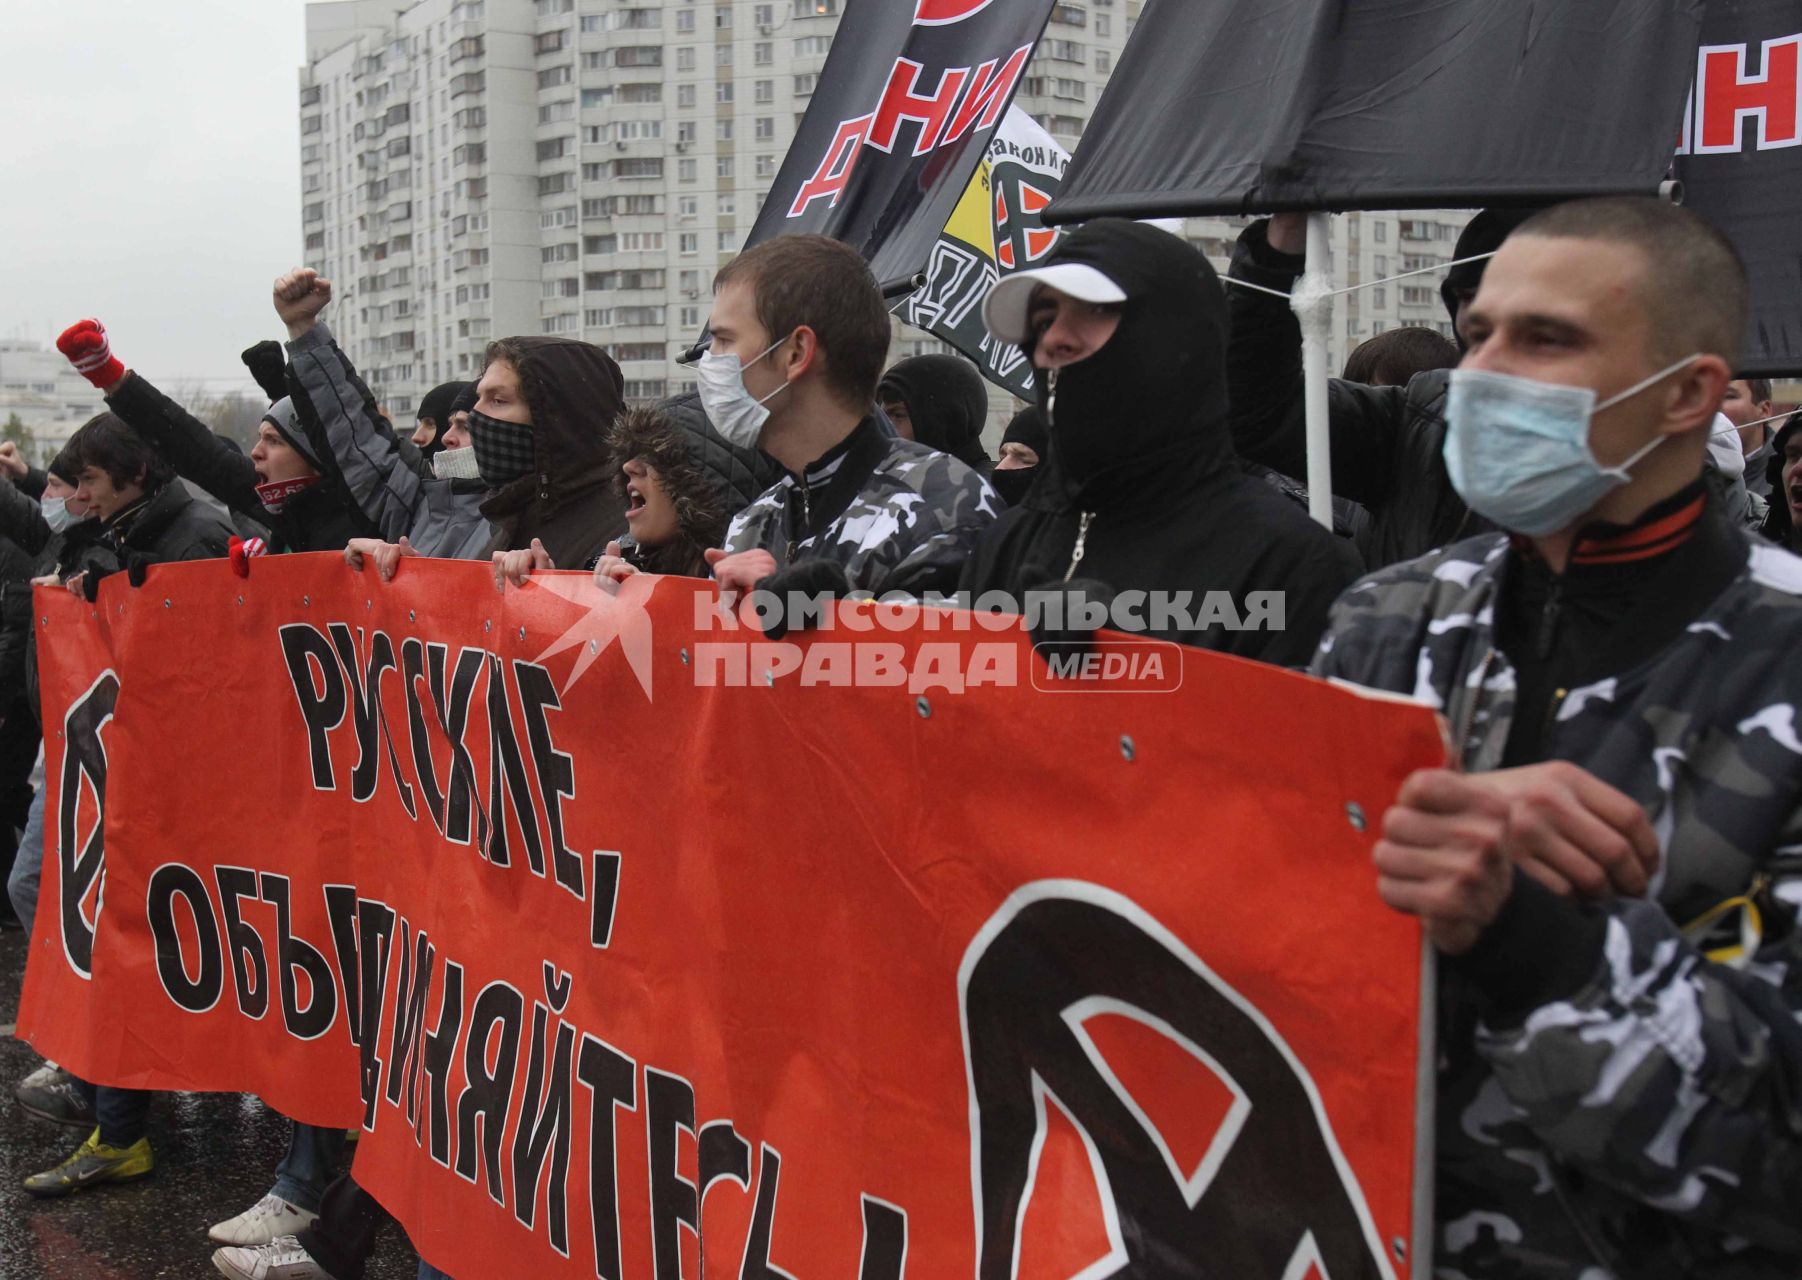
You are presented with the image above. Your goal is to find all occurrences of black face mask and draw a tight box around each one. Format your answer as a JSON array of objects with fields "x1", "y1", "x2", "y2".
[
  {"x1": 989, "y1": 466, "x2": 1038, "y2": 507},
  {"x1": 468, "y1": 408, "x2": 536, "y2": 487}
]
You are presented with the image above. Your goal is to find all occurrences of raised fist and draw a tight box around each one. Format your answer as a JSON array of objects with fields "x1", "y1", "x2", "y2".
[
  {"x1": 57, "y1": 319, "x2": 126, "y2": 390},
  {"x1": 273, "y1": 268, "x2": 333, "y2": 332}
]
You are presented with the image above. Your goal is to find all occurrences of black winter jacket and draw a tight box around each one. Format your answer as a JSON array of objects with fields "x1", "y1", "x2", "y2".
[
  {"x1": 961, "y1": 220, "x2": 1363, "y2": 666},
  {"x1": 1226, "y1": 219, "x2": 1491, "y2": 569},
  {"x1": 66, "y1": 480, "x2": 234, "y2": 584},
  {"x1": 105, "y1": 373, "x2": 368, "y2": 553}
]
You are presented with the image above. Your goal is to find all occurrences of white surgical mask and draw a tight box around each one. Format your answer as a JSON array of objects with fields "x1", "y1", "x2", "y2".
[
  {"x1": 40, "y1": 495, "x2": 72, "y2": 535},
  {"x1": 694, "y1": 333, "x2": 793, "y2": 449},
  {"x1": 432, "y1": 445, "x2": 482, "y2": 480},
  {"x1": 1443, "y1": 353, "x2": 1699, "y2": 537}
]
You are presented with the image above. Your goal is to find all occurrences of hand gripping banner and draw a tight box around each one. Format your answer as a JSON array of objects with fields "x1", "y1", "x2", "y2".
[{"x1": 17, "y1": 555, "x2": 1445, "y2": 1278}]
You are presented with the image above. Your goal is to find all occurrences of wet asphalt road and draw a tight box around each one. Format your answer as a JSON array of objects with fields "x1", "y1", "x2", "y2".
[{"x1": 0, "y1": 926, "x2": 414, "y2": 1280}]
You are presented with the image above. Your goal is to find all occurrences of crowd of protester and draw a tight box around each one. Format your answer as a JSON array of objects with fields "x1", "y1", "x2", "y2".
[{"x1": 3, "y1": 194, "x2": 1802, "y2": 1279}]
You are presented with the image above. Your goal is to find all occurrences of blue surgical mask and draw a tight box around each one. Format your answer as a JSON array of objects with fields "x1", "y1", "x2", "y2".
[
  {"x1": 694, "y1": 333, "x2": 793, "y2": 449},
  {"x1": 40, "y1": 495, "x2": 72, "y2": 535},
  {"x1": 1443, "y1": 354, "x2": 1699, "y2": 536}
]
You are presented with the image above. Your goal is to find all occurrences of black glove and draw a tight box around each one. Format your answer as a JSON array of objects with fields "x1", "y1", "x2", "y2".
[
  {"x1": 1028, "y1": 576, "x2": 1116, "y2": 665},
  {"x1": 753, "y1": 557, "x2": 852, "y2": 640},
  {"x1": 241, "y1": 341, "x2": 289, "y2": 404}
]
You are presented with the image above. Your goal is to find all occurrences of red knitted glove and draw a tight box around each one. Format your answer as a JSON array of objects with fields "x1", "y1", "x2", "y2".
[
  {"x1": 229, "y1": 535, "x2": 268, "y2": 579},
  {"x1": 56, "y1": 320, "x2": 126, "y2": 389}
]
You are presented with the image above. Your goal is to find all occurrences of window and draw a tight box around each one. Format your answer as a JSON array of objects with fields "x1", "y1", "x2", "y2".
[
  {"x1": 623, "y1": 379, "x2": 668, "y2": 400},
  {"x1": 1401, "y1": 285, "x2": 1434, "y2": 305},
  {"x1": 620, "y1": 231, "x2": 664, "y2": 250},
  {"x1": 718, "y1": 193, "x2": 736, "y2": 216},
  {"x1": 794, "y1": 0, "x2": 838, "y2": 14},
  {"x1": 614, "y1": 46, "x2": 663, "y2": 67},
  {"x1": 534, "y1": 0, "x2": 572, "y2": 13},
  {"x1": 579, "y1": 15, "x2": 603, "y2": 32},
  {"x1": 794, "y1": 73, "x2": 818, "y2": 96},
  {"x1": 1097, "y1": 14, "x2": 1111, "y2": 35},
  {"x1": 1052, "y1": 3, "x2": 1086, "y2": 25},
  {"x1": 718, "y1": 230, "x2": 738, "y2": 251},
  {"x1": 449, "y1": 70, "x2": 484, "y2": 97},
  {"x1": 715, "y1": 7, "x2": 732, "y2": 28},
  {"x1": 755, "y1": 80, "x2": 774, "y2": 104},
  {"x1": 755, "y1": 3, "x2": 774, "y2": 23},
  {"x1": 1374, "y1": 222, "x2": 1388, "y2": 242},
  {"x1": 680, "y1": 306, "x2": 702, "y2": 327},
  {"x1": 715, "y1": 82, "x2": 734, "y2": 103},
  {"x1": 540, "y1": 206, "x2": 576, "y2": 228},
  {"x1": 677, "y1": 47, "x2": 696, "y2": 70},
  {"x1": 676, "y1": 8, "x2": 696, "y2": 32},
  {"x1": 755, "y1": 116, "x2": 774, "y2": 141},
  {"x1": 619, "y1": 83, "x2": 662, "y2": 103},
  {"x1": 543, "y1": 313, "x2": 580, "y2": 333},
  {"x1": 538, "y1": 172, "x2": 573, "y2": 194},
  {"x1": 1044, "y1": 38, "x2": 1084, "y2": 61},
  {"x1": 582, "y1": 51, "x2": 606, "y2": 69},
  {"x1": 536, "y1": 30, "x2": 566, "y2": 54},
  {"x1": 613, "y1": 157, "x2": 664, "y2": 179},
  {"x1": 716, "y1": 156, "x2": 735, "y2": 178},
  {"x1": 677, "y1": 121, "x2": 697, "y2": 143},
  {"x1": 716, "y1": 120, "x2": 734, "y2": 141},
  {"x1": 715, "y1": 43, "x2": 733, "y2": 66},
  {"x1": 1372, "y1": 286, "x2": 1386, "y2": 308},
  {"x1": 678, "y1": 195, "x2": 698, "y2": 216},
  {"x1": 678, "y1": 158, "x2": 698, "y2": 181},
  {"x1": 755, "y1": 154, "x2": 775, "y2": 178},
  {"x1": 585, "y1": 234, "x2": 616, "y2": 254},
  {"x1": 537, "y1": 65, "x2": 572, "y2": 89},
  {"x1": 679, "y1": 233, "x2": 699, "y2": 254},
  {"x1": 679, "y1": 269, "x2": 703, "y2": 292},
  {"x1": 678, "y1": 84, "x2": 697, "y2": 108},
  {"x1": 794, "y1": 35, "x2": 831, "y2": 55},
  {"x1": 536, "y1": 137, "x2": 570, "y2": 160},
  {"x1": 754, "y1": 42, "x2": 773, "y2": 66},
  {"x1": 1095, "y1": 51, "x2": 1110, "y2": 73},
  {"x1": 579, "y1": 88, "x2": 608, "y2": 108},
  {"x1": 542, "y1": 278, "x2": 579, "y2": 298}
]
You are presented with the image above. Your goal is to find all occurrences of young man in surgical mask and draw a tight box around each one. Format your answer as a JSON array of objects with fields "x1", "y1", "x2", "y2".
[
  {"x1": 1312, "y1": 197, "x2": 1802, "y2": 1278},
  {"x1": 698, "y1": 234, "x2": 997, "y2": 605}
]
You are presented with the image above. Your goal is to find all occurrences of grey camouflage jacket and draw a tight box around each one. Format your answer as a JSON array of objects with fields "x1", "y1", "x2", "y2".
[
  {"x1": 1313, "y1": 530, "x2": 1802, "y2": 1279},
  {"x1": 286, "y1": 322, "x2": 495, "y2": 560},
  {"x1": 723, "y1": 415, "x2": 998, "y2": 596}
]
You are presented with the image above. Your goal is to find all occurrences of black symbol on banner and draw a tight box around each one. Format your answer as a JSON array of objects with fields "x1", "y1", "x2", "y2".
[
  {"x1": 57, "y1": 670, "x2": 119, "y2": 979},
  {"x1": 960, "y1": 885, "x2": 1393, "y2": 1279}
]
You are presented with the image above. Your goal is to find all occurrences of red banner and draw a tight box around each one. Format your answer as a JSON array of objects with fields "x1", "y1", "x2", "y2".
[{"x1": 16, "y1": 554, "x2": 1444, "y2": 1278}]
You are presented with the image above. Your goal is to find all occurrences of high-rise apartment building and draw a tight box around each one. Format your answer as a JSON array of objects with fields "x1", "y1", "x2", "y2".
[{"x1": 299, "y1": 0, "x2": 1469, "y2": 422}]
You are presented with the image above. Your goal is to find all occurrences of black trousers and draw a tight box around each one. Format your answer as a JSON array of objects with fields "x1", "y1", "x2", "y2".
[{"x1": 296, "y1": 1173, "x2": 396, "y2": 1280}]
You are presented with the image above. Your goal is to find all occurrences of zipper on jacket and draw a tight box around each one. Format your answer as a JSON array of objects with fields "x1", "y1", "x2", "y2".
[
  {"x1": 786, "y1": 481, "x2": 811, "y2": 561},
  {"x1": 1064, "y1": 510, "x2": 1094, "y2": 581},
  {"x1": 1534, "y1": 575, "x2": 1564, "y2": 660}
]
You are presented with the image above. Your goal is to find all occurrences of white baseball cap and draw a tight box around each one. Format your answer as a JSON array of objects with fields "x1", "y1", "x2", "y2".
[{"x1": 983, "y1": 263, "x2": 1127, "y2": 346}]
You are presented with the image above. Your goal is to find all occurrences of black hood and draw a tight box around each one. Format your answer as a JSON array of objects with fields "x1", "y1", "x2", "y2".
[
  {"x1": 1440, "y1": 206, "x2": 1546, "y2": 336},
  {"x1": 878, "y1": 355, "x2": 991, "y2": 470},
  {"x1": 1033, "y1": 219, "x2": 1232, "y2": 505}
]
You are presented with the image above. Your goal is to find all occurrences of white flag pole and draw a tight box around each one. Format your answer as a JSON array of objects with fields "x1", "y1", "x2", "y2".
[{"x1": 1293, "y1": 212, "x2": 1336, "y2": 529}]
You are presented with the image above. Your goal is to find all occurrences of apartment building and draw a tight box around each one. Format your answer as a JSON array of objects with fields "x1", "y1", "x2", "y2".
[
  {"x1": 299, "y1": 0, "x2": 1469, "y2": 422},
  {"x1": 0, "y1": 339, "x2": 106, "y2": 457}
]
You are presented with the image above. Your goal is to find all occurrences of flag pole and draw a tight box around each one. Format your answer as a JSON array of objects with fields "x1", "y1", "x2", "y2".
[{"x1": 1294, "y1": 213, "x2": 1336, "y2": 529}]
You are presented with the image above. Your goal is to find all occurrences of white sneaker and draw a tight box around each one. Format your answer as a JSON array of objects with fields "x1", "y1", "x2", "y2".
[
  {"x1": 209, "y1": 1193, "x2": 320, "y2": 1246},
  {"x1": 212, "y1": 1233, "x2": 333, "y2": 1279}
]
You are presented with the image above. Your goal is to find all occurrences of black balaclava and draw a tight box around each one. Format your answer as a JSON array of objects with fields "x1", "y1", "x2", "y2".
[
  {"x1": 48, "y1": 441, "x2": 80, "y2": 487},
  {"x1": 878, "y1": 355, "x2": 992, "y2": 470},
  {"x1": 990, "y1": 406, "x2": 1050, "y2": 507},
  {"x1": 415, "y1": 380, "x2": 472, "y2": 459},
  {"x1": 1031, "y1": 219, "x2": 1231, "y2": 503},
  {"x1": 1439, "y1": 206, "x2": 1546, "y2": 341}
]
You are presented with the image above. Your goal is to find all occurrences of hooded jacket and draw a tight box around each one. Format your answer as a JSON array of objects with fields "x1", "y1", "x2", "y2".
[
  {"x1": 1227, "y1": 217, "x2": 1497, "y2": 569},
  {"x1": 878, "y1": 355, "x2": 992, "y2": 471},
  {"x1": 413, "y1": 380, "x2": 469, "y2": 459},
  {"x1": 103, "y1": 376, "x2": 368, "y2": 553},
  {"x1": 606, "y1": 393, "x2": 779, "y2": 577},
  {"x1": 960, "y1": 220, "x2": 1363, "y2": 665},
  {"x1": 286, "y1": 322, "x2": 495, "y2": 558},
  {"x1": 66, "y1": 477, "x2": 234, "y2": 581},
  {"x1": 474, "y1": 336, "x2": 629, "y2": 568},
  {"x1": 1758, "y1": 411, "x2": 1801, "y2": 551}
]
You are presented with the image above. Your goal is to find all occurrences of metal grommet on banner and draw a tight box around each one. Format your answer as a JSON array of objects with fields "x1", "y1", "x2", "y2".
[
  {"x1": 1392, "y1": 1238, "x2": 1407, "y2": 1262},
  {"x1": 366, "y1": 599, "x2": 372, "y2": 611},
  {"x1": 163, "y1": 599, "x2": 172, "y2": 609},
  {"x1": 589, "y1": 639, "x2": 598, "y2": 654},
  {"x1": 763, "y1": 668, "x2": 775, "y2": 687},
  {"x1": 1345, "y1": 801, "x2": 1368, "y2": 833},
  {"x1": 484, "y1": 619, "x2": 491, "y2": 632},
  {"x1": 1120, "y1": 734, "x2": 1136, "y2": 762},
  {"x1": 680, "y1": 647, "x2": 690, "y2": 665},
  {"x1": 302, "y1": 595, "x2": 311, "y2": 608},
  {"x1": 916, "y1": 695, "x2": 931, "y2": 719},
  {"x1": 518, "y1": 626, "x2": 526, "y2": 641},
  {"x1": 409, "y1": 609, "x2": 416, "y2": 622},
  {"x1": 236, "y1": 596, "x2": 244, "y2": 606}
]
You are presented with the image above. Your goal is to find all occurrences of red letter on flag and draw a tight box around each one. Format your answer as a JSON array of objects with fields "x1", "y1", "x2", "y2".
[
  {"x1": 1697, "y1": 38, "x2": 1802, "y2": 153},
  {"x1": 942, "y1": 45, "x2": 1033, "y2": 147},
  {"x1": 866, "y1": 59, "x2": 972, "y2": 155},
  {"x1": 788, "y1": 115, "x2": 872, "y2": 217}
]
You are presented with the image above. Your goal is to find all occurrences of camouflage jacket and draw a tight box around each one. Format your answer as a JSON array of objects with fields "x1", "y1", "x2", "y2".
[
  {"x1": 1313, "y1": 528, "x2": 1802, "y2": 1279},
  {"x1": 722, "y1": 414, "x2": 999, "y2": 596}
]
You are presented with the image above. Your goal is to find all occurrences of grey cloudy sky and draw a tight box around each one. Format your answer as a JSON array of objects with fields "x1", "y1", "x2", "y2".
[{"x1": 0, "y1": 0, "x2": 309, "y2": 391}]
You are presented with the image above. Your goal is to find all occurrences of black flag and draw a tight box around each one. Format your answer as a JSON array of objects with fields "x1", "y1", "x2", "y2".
[
  {"x1": 1674, "y1": 1, "x2": 1802, "y2": 375},
  {"x1": 740, "y1": 0, "x2": 1058, "y2": 292},
  {"x1": 1043, "y1": 0, "x2": 1703, "y2": 222}
]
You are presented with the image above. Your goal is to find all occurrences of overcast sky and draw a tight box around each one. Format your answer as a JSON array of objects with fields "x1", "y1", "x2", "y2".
[{"x1": 0, "y1": 0, "x2": 308, "y2": 391}]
